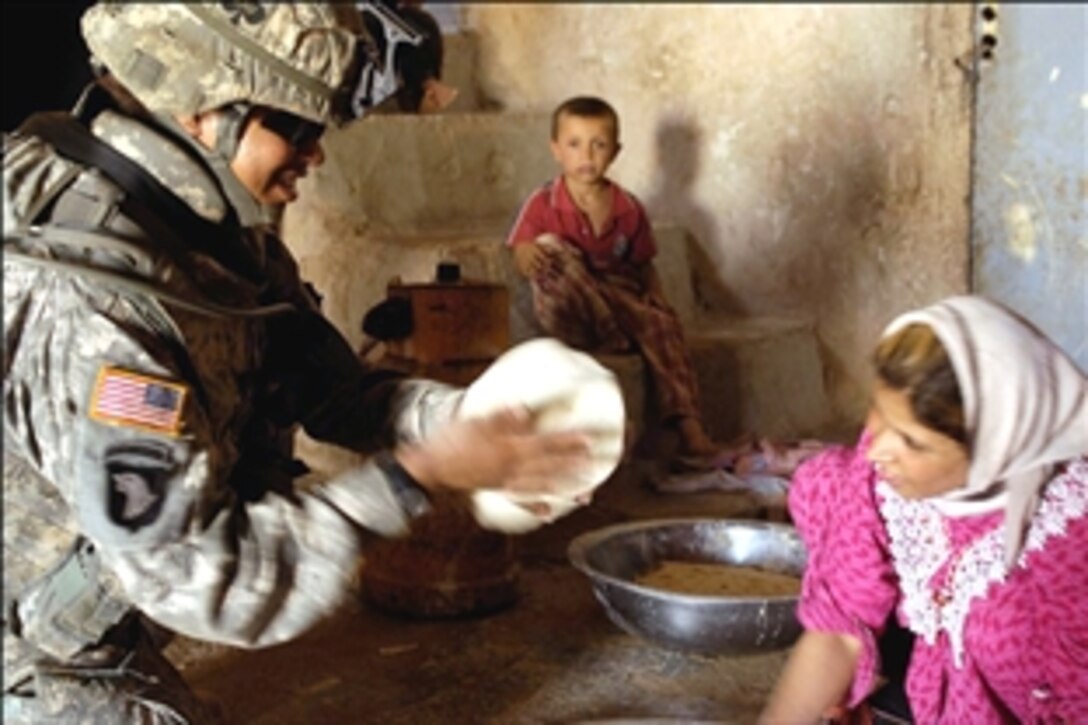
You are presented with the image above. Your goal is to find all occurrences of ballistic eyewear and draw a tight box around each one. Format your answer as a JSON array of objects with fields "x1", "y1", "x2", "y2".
[{"x1": 260, "y1": 111, "x2": 326, "y2": 149}]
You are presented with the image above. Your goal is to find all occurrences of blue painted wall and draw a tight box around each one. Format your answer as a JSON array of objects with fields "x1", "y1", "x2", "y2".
[{"x1": 972, "y1": 3, "x2": 1087, "y2": 369}]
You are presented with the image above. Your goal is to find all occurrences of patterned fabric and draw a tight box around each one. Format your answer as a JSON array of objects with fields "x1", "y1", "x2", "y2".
[
  {"x1": 880, "y1": 460, "x2": 1088, "y2": 670},
  {"x1": 3, "y1": 92, "x2": 461, "y2": 719},
  {"x1": 526, "y1": 240, "x2": 700, "y2": 421},
  {"x1": 788, "y1": 437, "x2": 896, "y2": 708},
  {"x1": 506, "y1": 176, "x2": 699, "y2": 420},
  {"x1": 881, "y1": 296, "x2": 1088, "y2": 570},
  {"x1": 505, "y1": 176, "x2": 656, "y2": 274},
  {"x1": 790, "y1": 438, "x2": 1088, "y2": 721},
  {"x1": 81, "y1": 3, "x2": 364, "y2": 125},
  {"x1": 4, "y1": 619, "x2": 221, "y2": 725},
  {"x1": 3, "y1": 108, "x2": 449, "y2": 648}
]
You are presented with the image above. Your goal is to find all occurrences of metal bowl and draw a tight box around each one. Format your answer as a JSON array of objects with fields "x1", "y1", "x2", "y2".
[{"x1": 568, "y1": 518, "x2": 807, "y2": 655}]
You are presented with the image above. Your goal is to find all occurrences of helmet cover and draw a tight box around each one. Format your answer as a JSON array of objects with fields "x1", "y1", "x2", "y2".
[{"x1": 81, "y1": 2, "x2": 368, "y2": 125}]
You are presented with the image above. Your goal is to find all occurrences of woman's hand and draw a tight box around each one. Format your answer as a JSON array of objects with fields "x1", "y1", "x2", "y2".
[
  {"x1": 759, "y1": 630, "x2": 863, "y2": 723},
  {"x1": 396, "y1": 406, "x2": 592, "y2": 495}
]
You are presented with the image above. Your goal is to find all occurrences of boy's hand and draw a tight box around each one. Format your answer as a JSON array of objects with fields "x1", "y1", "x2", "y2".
[{"x1": 512, "y1": 243, "x2": 557, "y2": 279}]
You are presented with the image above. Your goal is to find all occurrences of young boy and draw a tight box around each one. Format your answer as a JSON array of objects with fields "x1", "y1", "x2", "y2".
[{"x1": 505, "y1": 95, "x2": 723, "y2": 467}]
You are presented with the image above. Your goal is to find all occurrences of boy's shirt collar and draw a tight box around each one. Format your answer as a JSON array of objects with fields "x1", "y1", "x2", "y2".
[
  {"x1": 550, "y1": 175, "x2": 637, "y2": 231},
  {"x1": 510, "y1": 174, "x2": 655, "y2": 271}
]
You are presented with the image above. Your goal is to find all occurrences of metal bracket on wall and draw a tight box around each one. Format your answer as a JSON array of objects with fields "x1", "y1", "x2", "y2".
[
  {"x1": 977, "y1": 4, "x2": 1000, "y2": 64},
  {"x1": 956, "y1": 3, "x2": 1000, "y2": 84}
]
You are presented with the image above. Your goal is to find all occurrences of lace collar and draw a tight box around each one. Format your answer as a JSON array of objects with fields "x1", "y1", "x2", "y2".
[{"x1": 878, "y1": 458, "x2": 1088, "y2": 668}]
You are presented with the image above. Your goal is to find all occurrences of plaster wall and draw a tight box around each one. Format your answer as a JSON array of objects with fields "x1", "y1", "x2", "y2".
[
  {"x1": 461, "y1": 3, "x2": 975, "y2": 423},
  {"x1": 285, "y1": 4, "x2": 976, "y2": 430}
]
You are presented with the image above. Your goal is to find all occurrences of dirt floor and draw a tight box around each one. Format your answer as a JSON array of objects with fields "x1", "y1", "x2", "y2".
[{"x1": 166, "y1": 462, "x2": 793, "y2": 724}]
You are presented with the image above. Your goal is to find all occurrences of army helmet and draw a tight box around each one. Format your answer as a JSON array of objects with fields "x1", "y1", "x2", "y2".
[{"x1": 80, "y1": 2, "x2": 373, "y2": 127}]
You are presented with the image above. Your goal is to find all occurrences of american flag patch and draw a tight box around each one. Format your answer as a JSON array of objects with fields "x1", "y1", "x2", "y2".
[{"x1": 89, "y1": 367, "x2": 187, "y2": 436}]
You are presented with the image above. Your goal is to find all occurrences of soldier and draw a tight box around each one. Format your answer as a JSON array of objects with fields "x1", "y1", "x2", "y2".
[{"x1": 2, "y1": 3, "x2": 590, "y2": 722}]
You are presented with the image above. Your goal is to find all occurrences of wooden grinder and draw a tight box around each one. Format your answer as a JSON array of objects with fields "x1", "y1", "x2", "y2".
[{"x1": 363, "y1": 263, "x2": 519, "y2": 617}]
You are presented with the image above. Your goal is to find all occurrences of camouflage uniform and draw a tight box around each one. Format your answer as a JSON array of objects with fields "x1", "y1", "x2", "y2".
[{"x1": 3, "y1": 3, "x2": 457, "y2": 722}]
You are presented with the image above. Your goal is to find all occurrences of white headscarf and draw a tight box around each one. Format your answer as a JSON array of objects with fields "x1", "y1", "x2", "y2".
[{"x1": 882, "y1": 295, "x2": 1088, "y2": 570}]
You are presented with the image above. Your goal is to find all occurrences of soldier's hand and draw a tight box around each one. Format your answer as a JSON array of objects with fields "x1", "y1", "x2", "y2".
[{"x1": 396, "y1": 406, "x2": 592, "y2": 494}]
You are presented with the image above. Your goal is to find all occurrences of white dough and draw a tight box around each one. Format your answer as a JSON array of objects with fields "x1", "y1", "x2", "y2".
[{"x1": 459, "y1": 338, "x2": 626, "y2": 533}]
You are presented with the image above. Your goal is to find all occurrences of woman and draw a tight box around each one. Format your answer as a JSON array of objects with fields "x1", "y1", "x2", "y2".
[{"x1": 760, "y1": 295, "x2": 1087, "y2": 722}]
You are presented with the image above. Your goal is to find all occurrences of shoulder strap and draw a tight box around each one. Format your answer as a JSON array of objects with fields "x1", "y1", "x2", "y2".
[{"x1": 17, "y1": 110, "x2": 266, "y2": 285}]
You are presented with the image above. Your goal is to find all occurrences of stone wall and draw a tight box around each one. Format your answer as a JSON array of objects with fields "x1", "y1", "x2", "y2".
[
  {"x1": 460, "y1": 4, "x2": 975, "y2": 424},
  {"x1": 285, "y1": 5, "x2": 975, "y2": 433}
]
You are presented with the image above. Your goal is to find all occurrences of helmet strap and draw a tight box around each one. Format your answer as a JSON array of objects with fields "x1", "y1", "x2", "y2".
[
  {"x1": 154, "y1": 108, "x2": 271, "y2": 229},
  {"x1": 214, "y1": 103, "x2": 252, "y2": 161}
]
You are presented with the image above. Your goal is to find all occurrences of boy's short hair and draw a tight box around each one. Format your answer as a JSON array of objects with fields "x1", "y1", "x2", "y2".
[{"x1": 551, "y1": 96, "x2": 620, "y2": 141}]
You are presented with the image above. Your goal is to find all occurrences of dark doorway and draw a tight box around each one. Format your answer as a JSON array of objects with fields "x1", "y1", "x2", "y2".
[{"x1": 3, "y1": 2, "x2": 94, "y2": 131}]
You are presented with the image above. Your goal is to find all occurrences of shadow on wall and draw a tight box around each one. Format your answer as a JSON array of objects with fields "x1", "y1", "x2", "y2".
[
  {"x1": 644, "y1": 116, "x2": 750, "y2": 318},
  {"x1": 772, "y1": 98, "x2": 891, "y2": 427},
  {"x1": 647, "y1": 95, "x2": 894, "y2": 430}
]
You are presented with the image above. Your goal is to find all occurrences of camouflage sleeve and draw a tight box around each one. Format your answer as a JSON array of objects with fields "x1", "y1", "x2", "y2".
[
  {"x1": 3, "y1": 268, "x2": 425, "y2": 649},
  {"x1": 385, "y1": 379, "x2": 465, "y2": 446},
  {"x1": 259, "y1": 233, "x2": 465, "y2": 452}
]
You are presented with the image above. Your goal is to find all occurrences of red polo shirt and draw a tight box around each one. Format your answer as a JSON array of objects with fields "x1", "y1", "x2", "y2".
[{"x1": 505, "y1": 176, "x2": 657, "y2": 274}]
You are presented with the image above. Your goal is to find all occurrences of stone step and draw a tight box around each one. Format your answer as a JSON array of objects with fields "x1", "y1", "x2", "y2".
[
  {"x1": 288, "y1": 226, "x2": 515, "y2": 352},
  {"x1": 687, "y1": 316, "x2": 832, "y2": 441},
  {"x1": 287, "y1": 224, "x2": 702, "y2": 347},
  {"x1": 562, "y1": 315, "x2": 833, "y2": 450},
  {"x1": 294, "y1": 111, "x2": 552, "y2": 239},
  {"x1": 286, "y1": 225, "x2": 831, "y2": 446},
  {"x1": 440, "y1": 31, "x2": 487, "y2": 113},
  {"x1": 285, "y1": 25, "x2": 836, "y2": 474}
]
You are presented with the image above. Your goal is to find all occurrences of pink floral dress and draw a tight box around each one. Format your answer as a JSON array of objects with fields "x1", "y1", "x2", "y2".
[{"x1": 789, "y1": 435, "x2": 1088, "y2": 722}]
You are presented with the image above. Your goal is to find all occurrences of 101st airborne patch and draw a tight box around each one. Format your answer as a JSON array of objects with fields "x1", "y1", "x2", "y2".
[{"x1": 89, "y1": 366, "x2": 188, "y2": 436}]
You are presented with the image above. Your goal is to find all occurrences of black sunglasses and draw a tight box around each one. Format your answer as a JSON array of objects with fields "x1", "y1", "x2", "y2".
[{"x1": 259, "y1": 110, "x2": 326, "y2": 149}]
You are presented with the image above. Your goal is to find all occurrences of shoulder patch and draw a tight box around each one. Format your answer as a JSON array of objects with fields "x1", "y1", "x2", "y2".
[
  {"x1": 103, "y1": 440, "x2": 179, "y2": 532},
  {"x1": 89, "y1": 366, "x2": 187, "y2": 436}
]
